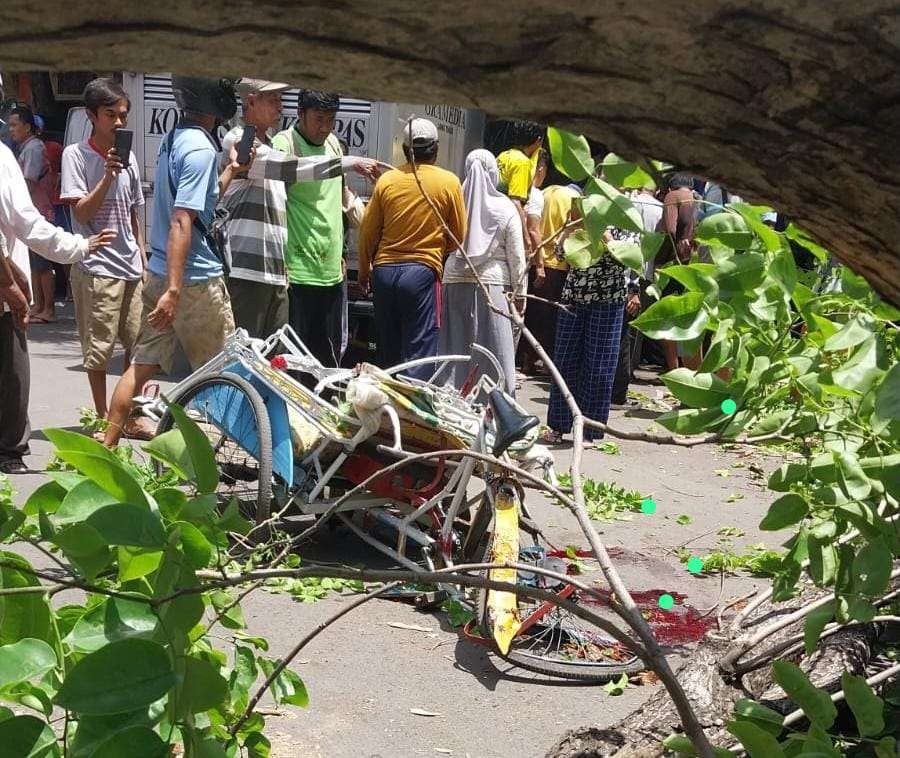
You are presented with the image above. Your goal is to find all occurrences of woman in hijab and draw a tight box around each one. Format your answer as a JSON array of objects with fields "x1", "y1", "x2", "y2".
[{"x1": 440, "y1": 149, "x2": 526, "y2": 395}]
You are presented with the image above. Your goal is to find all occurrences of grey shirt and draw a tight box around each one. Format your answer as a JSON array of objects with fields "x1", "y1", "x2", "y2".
[{"x1": 60, "y1": 140, "x2": 144, "y2": 280}]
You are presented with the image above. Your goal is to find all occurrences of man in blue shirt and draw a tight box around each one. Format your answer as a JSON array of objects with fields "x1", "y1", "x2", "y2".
[{"x1": 105, "y1": 76, "x2": 242, "y2": 445}]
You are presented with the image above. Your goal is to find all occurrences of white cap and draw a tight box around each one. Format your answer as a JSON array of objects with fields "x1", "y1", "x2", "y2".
[
  {"x1": 402, "y1": 117, "x2": 438, "y2": 146},
  {"x1": 235, "y1": 78, "x2": 291, "y2": 96},
  {"x1": 761, "y1": 211, "x2": 777, "y2": 223}
]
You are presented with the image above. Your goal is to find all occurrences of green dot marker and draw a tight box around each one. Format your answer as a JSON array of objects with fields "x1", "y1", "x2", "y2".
[
  {"x1": 687, "y1": 556, "x2": 704, "y2": 574},
  {"x1": 641, "y1": 497, "x2": 657, "y2": 515},
  {"x1": 720, "y1": 398, "x2": 737, "y2": 415},
  {"x1": 658, "y1": 593, "x2": 675, "y2": 611}
]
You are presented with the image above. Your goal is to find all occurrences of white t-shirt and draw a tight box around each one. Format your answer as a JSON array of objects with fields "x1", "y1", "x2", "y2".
[
  {"x1": 524, "y1": 185, "x2": 545, "y2": 219},
  {"x1": 60, "y1": 141, "x2": 144, "y2": 280}
]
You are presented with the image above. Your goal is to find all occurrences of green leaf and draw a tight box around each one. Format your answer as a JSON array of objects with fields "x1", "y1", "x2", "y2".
[
  {"x1": 632, "y1": 291, "x2": 709, "y2": 341},
  {"x1": 726, "y1": 721, "x2": 785, "y2": 758},
  {"x1": 90, "y1": 726, "x2": 168, "y2": 758},
  {"x1": 216, "y1": 499, "x2": 251, "y2": 536},
  {"x1": 841, "y1": 671, "x2": 884, "y2": 737},
  {"x1": 874, "y1": 737, "x2": 897, "y2": 758},
  {"x1": 64, "y1": 598, "x2": 158, "y2": 653},
  {"x1": 771, "y1": 660, "x2": 836, "y2": 729},
  {"x1": 209, "y1": 590, "x2": 245, "y2": 630},
  {"x1": 768, "y1": 247, "x2": 798, "y2": 296},
  {"x1": 51, "y1": 451, "x2": 149, "y2": 509},
  {"x1": 731, "y1": 203, "x2": 782, "y2": 251},
  {"x1": 118, "y1": 548, "x2": 164, "y2": 583},
  {"x1": 655, "y1": 406, "x2": 725, "y2": 435},
  {"x1": 154, "y1": 487, "x2": 188, "y2": 521},
  {"x1": 563, "y1": 228, "x2": 600, "y2": 269},
  {"x1": 22, "y1": 482, "x2": 66, "y2": 517},
  {"x1": 160, "y1": 404, "x2": 219, "y2": 494},
  {"x1": 675, "y1": 514, "x2": 692, "y2": 526},
  {"x1": 874, "y1": 363, "x2": 900, "y2": 419},
  {"x1": 784, "y1": 223, "x2": 829, "y2": 263},
  {"x1": 830, "y1": 337, "x2": 882, "y2": 395},
  {"x1": 807, "y1": 538, "x2": 837, "y2": 587},
  {"x1": 143, "y1": 429, "x2": 194, "y2": 482},
  {"x1": 546, "y1": 127, "x2": 594, "y2": 181},
  {"x1": 823, "y1": 315, "x2": 874, "y2": 352},
  {"x1": 584, "y1": 177, "x2": 644, "y2": 233},
  {"x1": 178, "y1": 656, "x2": 229, "y2": 715},
  {"x1": 44, "y1": 471, "x2": 87, "y2": 491},
  {"x1": 696, "y1": 211, "x2": 753, "y2": 250},
  {"x1": 54, "y1": 638, "x2": 175, "y2": 715},
  {"x1": 0, "y1": 714, "x2": 57, "y2": 757},
  {"x1": 853, "y1": 537, "x2": 892, "y2": 596},
  {"x1": 716, "y1": 253, "x2": 767, "y2": 296},
  {"x1": 660, "y1": 368, "x2": 730, "y2": 409},
  {"x1": 54, "y1": 480, "x2": 118, "y2": 524},
  {"x1": 230, "y1": 644, "x2": 257, "y2": 704},
  {"x1": 0, "y1": 554, "x2": 53, "y2": 646},
  {"x1": 0, "y1": 639, "x2": 57, "y2": 689},
  {"x1": 606, "y1": 238, "x2": 644, "y2": 273},
  {"x1": 175, "y1": 521, "x2": 215, "y2": 568},
  {"x1": 599, "y1": 152, "x2": 654, "y2": 189},
  {"x1": 768, "y1": 462, "x2": 808, "y2": 492},
  {"x1": 804, "y1": 603, "x2": 833, "y2": 656},
  {"x1": 258, "y1": 659, "x2": 308, "y2": 707},
  {"x1": 85, "y1": 504, "x2": 166, "y2": 548},
  {"x1": 0, "y1": 501, "x2": 24, "y2": 543},
  {"x1": 733, "y1": 698, "x2": 785, "y2": 737},
  {"x1": 51, "y1": 523, "x2": 111, "y2": 580},
  {"x1": 759, "y1": 494, "x2": 808, "y2": 532}
]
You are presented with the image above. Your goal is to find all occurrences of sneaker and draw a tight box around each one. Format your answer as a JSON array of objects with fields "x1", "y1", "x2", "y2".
[{"x1": 0, "y1": 458, "x2": 28, "y2": 474}]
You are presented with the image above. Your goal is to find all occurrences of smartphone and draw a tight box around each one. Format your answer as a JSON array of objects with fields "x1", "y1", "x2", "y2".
[
  {"x1": 113, "y1": 129, "x2": 133, "y2": 168},
  {"x1": 236, "y1": 125, "x2": 256, "y2": 165}
]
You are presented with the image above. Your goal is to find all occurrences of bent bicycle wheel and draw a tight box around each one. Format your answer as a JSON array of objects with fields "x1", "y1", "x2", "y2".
[
  {"x1": 155, "y1": 372, "x2": 273, "y2": 524},
  {"x1": 476, "y1": 530, "x2": 644, "y2": 683}
]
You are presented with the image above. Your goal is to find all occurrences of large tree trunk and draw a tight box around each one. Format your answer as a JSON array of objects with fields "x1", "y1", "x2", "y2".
[
  {"x1": 547, "y1": 587, "x2": 896, "y2": 758},
  {"x1": 0, "y1": 2, "x2": 899, "y2": 302}
]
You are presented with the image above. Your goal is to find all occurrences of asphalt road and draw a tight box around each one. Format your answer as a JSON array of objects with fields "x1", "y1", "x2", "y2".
[{"x1": 10, "y1": 305, "x2": 784, "y2": 757}]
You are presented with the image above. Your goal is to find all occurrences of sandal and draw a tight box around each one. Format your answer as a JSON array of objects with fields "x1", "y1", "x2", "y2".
[
  {"x1": 122, "y1": 415, "x2": 157, "y2": 441},
  {"x1": 539, "y1": 429, "x2": 564, "y2": 445}
]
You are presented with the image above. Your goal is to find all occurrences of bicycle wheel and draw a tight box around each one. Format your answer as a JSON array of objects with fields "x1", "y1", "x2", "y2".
[
  {"x1": 476, "y1": 527, "x2": 644, "y2": 683},
  {"x1": 155, "y1": 372, "x2": 273, "y2": 524}
]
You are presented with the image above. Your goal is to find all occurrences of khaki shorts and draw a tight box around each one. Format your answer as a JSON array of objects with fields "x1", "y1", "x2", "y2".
[
  {"x1": 132, "y1": 273, "x2": 235, "y2": 374},
  {"x1": 71, "y1": 265, "x2": 143, "y2": 371}
]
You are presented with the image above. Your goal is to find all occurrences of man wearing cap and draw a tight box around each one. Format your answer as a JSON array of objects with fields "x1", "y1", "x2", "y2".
[
  {"x1": 271, "y1": 90, "x2": 348, "y2": 366},
  {"x1": 220, "y1": 78, "x2": 291, "y2": 337},
  {"x1": 357, "y1": 118, "x2": 466, "y2": 379},
  {"x1": 104, "y1": 76, "x2": 242, "y2": 447}
]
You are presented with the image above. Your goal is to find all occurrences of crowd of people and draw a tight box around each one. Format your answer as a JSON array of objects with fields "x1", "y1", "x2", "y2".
[{"x1": 0, "y1": 73, "x2": 744, "y2": 474}]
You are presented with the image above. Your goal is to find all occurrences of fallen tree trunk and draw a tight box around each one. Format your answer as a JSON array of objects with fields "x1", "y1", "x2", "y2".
[{"x1": 547, "y1": 587, "x2": 898, "y2": 758}]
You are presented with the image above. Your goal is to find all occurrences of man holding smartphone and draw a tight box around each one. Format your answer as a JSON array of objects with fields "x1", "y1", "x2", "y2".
[
  {"x1": 218, "y1": 78, "x2": 291, "y2": 338},
  {"x1": 61, "y1": 77, "x2": 146, "y2": 421}
]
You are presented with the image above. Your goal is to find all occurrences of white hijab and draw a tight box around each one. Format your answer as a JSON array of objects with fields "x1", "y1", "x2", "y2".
[{"x1": 458, "y1": 149, "x2": 516, "y2": 262}]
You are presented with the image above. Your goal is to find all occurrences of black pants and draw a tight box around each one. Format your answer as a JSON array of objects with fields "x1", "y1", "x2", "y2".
[
  {"x1": 612, "y1": 306, "x2": 635, "y2": 405},
  {"x1": 288, "y1": 282, "x2": 343, "y2": 367},
  {"x1": 0, "y1": 313, "x2": 30, "y2": 463}
]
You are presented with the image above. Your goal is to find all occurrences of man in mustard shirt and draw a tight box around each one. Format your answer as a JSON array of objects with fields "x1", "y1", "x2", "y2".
[{"x1": 357, "y1": 118, "x2": 465, "y2": 379}]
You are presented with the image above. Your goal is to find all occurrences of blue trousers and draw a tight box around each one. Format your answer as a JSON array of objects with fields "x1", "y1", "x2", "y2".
[
  {"x1": 372, "y1": 263, "x2": 441, "y2": 380},
  {"x1": 547, "y1": 301, "x2": 625, "y2": 441}
]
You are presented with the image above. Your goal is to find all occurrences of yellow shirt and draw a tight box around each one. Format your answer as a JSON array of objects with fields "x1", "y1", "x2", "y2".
[
  {"x1": 539, "y1": 185, "x2": 579, "y2": 271},
  {"x1": 357, "y1": 163, "x2": 466, "y2": 280},
  {"x1": 496, "y1": 149, "x2": 533, "y2": 202}
]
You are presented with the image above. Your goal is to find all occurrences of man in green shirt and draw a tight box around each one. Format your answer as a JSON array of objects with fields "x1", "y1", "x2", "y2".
[{"x1": 271, "y1": 90, "x2": 348, "y2": 367}]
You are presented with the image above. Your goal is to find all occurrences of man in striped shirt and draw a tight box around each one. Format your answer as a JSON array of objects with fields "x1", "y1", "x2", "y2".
[{"x1": 218, "y1": 78, "x2": 292, "y2": 338}]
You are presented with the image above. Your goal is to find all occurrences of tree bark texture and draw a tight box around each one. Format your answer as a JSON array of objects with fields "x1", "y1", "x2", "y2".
[{"x1": 0, "y1": 2, "x2": 898, "y2": 302}]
